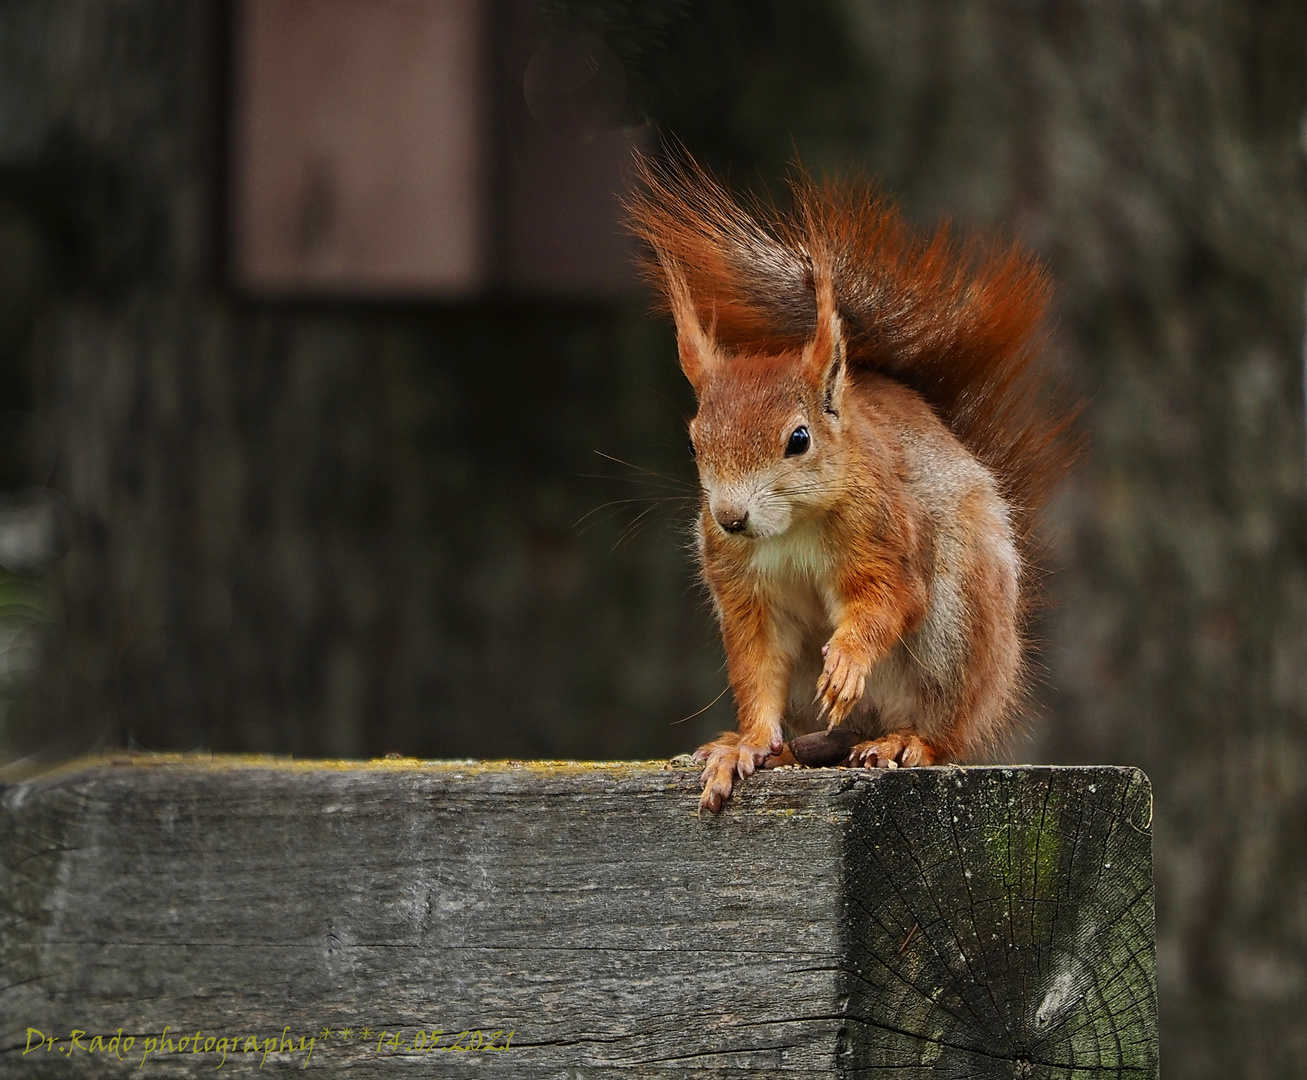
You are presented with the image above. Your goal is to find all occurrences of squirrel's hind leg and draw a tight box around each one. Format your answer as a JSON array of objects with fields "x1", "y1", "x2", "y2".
[{"x1": 848, "y1": 731, "x2": 940, "y2": 768}]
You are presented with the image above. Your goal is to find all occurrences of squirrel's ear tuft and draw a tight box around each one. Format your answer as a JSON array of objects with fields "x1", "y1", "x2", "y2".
[
  {"x1": 660, "y1": 255, "x2": 718, "y2": 393},
  {"x1": 803, "y1": 256, "x2": 846, "y2": 415}
]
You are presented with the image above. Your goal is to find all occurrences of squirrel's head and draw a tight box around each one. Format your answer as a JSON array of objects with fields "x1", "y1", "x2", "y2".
[{"x1": 667, "y1": 256, "x2": 850, "y2": 541}]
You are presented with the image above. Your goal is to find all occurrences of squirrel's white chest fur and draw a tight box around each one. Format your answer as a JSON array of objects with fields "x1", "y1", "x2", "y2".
[
  {"x1": 748, "y1": 521, "x2": 833, "y2": 586},
  {"x1": 746, "y1": 521, "x2": 839, "y2": 640}
]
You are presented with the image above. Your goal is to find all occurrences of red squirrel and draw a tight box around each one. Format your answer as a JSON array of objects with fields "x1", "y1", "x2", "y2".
[{"x1": 627, "y1": 153, "x2": 1076, "y2": 813}]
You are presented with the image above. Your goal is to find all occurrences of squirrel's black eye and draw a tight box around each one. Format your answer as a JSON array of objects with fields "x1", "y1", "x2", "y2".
[
  {"x1": 785, "y1": 426, "x2": 811, "y2": 457},
  {"x1": 687, "y1": 437, "x2": 697, "y2": 460}
]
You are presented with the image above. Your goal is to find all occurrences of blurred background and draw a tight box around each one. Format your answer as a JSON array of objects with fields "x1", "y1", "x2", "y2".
[{"x1": 0, "y1": 1, "x2": 1304, "y2": 1076}]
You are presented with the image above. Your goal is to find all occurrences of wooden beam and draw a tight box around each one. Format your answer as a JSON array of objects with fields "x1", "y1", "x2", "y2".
[{"x1": 1, "y1": 758, "x2": 1156, "y2": 1077}]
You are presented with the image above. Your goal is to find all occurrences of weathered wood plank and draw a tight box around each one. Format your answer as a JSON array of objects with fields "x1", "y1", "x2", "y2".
[{"x1": 0, "y1": 759, "x2": 1156, "y2": 1077}]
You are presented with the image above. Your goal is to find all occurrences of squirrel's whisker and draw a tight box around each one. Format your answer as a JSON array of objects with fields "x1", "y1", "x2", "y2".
[
  {"x1": 670, "y1": 682, "x2": 732, "y2": 726},
  {"x1": 592, "y1": 450, "x2": 695, "y2": 490}
]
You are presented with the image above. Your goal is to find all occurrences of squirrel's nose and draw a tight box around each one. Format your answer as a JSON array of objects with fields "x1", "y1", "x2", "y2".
[{"x1": 716, "y1": 510, "x2": 749, "y2": 534}]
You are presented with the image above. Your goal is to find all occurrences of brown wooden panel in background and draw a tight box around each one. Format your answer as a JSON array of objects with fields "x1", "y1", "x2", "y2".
[
  {"x1": 228, "y1": 0, "x2": 645, "y2": 300},
  {"x1": 229, "y1": 0, "x2": 492, "y2": 297}
]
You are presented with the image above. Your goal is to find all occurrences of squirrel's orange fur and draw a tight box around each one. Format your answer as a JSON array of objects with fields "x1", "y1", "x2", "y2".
[{"x1": 627, "y1": 153, "x2": 1076, "y2": 812}]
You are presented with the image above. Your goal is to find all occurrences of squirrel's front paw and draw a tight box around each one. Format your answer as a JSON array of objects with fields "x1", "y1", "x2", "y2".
[
  {"x1": 815, "y1": 643, "x2": 868, "y2": 726},
  {"x1": 693, "y1": 736, "x2": 777, "y2": 814}
]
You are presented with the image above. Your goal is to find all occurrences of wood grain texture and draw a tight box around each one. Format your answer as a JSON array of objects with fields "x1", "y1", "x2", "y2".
[{"x1": 0, "y1": 759, "x2": 1155, "y2": 1077}]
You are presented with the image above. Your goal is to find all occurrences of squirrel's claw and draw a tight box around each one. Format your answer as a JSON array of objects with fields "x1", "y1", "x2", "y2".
[
  {"x1": 698, "y1": 770, "x2": 731, "y2": 814},
  {"x1": 815, "y1": 644, "x2": 868, "y2": 727}
]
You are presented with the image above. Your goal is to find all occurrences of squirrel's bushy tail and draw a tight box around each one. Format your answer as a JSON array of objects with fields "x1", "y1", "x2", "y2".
[{"x1": 626, "y1": 151, "x2": 1078, "y2": 568}]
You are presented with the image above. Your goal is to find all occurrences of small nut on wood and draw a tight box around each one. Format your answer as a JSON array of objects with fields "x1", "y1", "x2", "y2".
[{"x1": 789, "y1": 728, "x2": 862, "y2": 767}]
